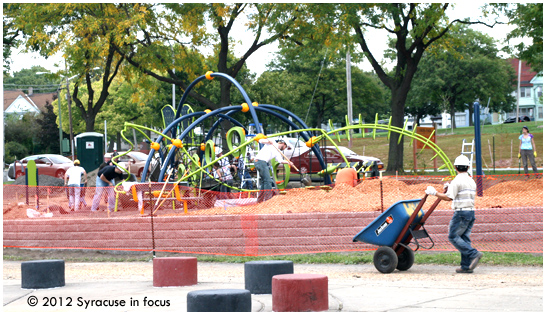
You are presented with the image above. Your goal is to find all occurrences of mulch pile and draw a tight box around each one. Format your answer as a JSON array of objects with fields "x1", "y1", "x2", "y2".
[{"x1": 3, "y1": 178, "x2": 542, "y2": 219}]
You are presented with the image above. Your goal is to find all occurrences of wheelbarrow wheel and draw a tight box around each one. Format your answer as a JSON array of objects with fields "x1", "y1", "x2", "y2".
[
  {"x1": 396, "y1": 245, "x2": 415, "y2": 271},
  {"x1": 373, "y1": 246, "x2": 398, "y2": 274}
]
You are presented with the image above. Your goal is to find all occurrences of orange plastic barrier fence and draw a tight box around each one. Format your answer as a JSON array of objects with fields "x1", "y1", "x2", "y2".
[{"x1": 3, "y1": 174, "x2": 543, "y2": 255}]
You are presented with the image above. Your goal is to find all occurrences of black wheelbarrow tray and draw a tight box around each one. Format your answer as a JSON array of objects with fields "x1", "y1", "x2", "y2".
[{"x1": 353, "y1": 194, "x2": 442, "y2": 273}]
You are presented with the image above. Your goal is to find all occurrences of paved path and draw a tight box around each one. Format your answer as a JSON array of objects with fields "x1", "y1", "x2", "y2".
[{"x1": 3, "y1": 261, "x2": 542, "y2": 312}]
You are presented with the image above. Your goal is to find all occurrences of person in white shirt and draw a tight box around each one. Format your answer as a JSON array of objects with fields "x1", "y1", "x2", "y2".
[
  {"x1": 425, "y1": 155, "x2": 483, "y2": 273},
  {"x1": 64, "y1": 159, "x2": 88, "y2": 212},
  {"x1": 254, "y1": 138, "x2": 293, "y2": 202}
]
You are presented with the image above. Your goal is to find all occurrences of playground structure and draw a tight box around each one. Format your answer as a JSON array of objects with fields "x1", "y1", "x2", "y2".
[{"x1": 107, "y1": 72, "x2": 456, "y2": 207}]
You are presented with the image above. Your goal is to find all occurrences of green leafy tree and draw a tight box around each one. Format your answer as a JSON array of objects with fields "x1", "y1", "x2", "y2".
[
  {"x1": 3, "y1": 66, "x2": 58, "y2": 93},
  {"x1": 303, "y1": 3, "x2": 501, "y2": 172},
  {"x1": 114, "y1": 3, "x2": 308, "y2": 113},
  {"x1": 250, "y1": 46, "x2": 388, "y2": 130},
  {"x1": 495, "y1": 3, "x2": 543, "y2": 72},
  {"x1": 405, "y1": 25, "x2": 516, "y2": 128},
  {"x1": 5, "y1": 3, "x2": 138, "y2": 132},
  {"x1": 35, "y1": 101, "x2": 62, "y2": 154}
]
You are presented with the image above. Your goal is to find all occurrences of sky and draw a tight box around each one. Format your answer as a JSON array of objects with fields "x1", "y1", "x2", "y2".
[{"x1": 6, "y1": 3, "x2": 526, "y2": 78}]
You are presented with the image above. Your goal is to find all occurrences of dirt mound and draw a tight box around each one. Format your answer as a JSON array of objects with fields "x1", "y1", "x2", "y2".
[{"x1": 13, "y1": 174, "x2": 64, "y2": 186}]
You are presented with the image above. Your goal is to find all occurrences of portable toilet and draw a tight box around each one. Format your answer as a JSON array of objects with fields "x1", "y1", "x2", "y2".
[{"x1": 75, "y1": 132, "x2": 104, "y2": 172}]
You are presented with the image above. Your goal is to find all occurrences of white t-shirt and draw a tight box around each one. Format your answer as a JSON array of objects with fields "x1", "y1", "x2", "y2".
[
  {"x1": 446, "y1": 172, "x2": 476, "y2": 210},
  {"x1": 255, "y1": 140, "x2": 284, "y2": 163},
  {"x1": 66, "y1": 166, "x2": 86, "y2": 185}
]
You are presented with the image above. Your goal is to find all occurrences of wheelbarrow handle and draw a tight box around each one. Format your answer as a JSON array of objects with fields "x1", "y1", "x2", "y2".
[{"x1": 392, "y1": 194, "x2": 429, "y2": 249}]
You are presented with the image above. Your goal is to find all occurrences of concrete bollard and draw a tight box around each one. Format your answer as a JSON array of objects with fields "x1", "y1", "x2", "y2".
[
  {"x1": 153, "y1": 257, "x2": 197, "y2": 287},
  {"x1": 272, "y1": 273, "x2": 329, "y2": 312},
  {"x1": 21, "y1": 260, "x2": 65, "y2": 289},
  {"x1": 187, "y1": 289, "x2": 252, "y2": 312},
  {"x1": 244, "y1": 260, "x2": 294, "y2": 294}
]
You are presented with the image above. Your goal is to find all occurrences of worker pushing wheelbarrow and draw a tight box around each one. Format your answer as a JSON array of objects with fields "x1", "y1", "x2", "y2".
[{"x1": 353, "y1": 190, "x2": 445, "y2": 274}]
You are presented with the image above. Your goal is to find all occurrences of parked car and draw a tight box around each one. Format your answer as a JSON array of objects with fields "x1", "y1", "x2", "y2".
[
  {"x1": 8, "y1": 154, "x2": 74, "y2": 179},
  {"x1": 504, "y1": 116, "x2": 531, "y2": 124},
  {"x1": 104, "y1": 151, "x2": 150, "y2": 178},
  {"x1": 289, "y1": 146, "x2": 384, "y2": 174}
]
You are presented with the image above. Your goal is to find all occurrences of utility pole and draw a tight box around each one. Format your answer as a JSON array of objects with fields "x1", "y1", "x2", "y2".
[
  {"x1": 346, "y1": 49, "x2": 353, "y2": 147},
  {"x1": 516, "y1": 59, "x2": 521, "y2": 120},
  {"x1": 65, "y1": 59, "x2": 75, "y2": 160}
]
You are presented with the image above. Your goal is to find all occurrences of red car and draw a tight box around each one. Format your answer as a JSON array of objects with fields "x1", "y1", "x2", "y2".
[
  {"x1": 289, "y1": 146, "x2": 384, "y2": 174},
  {"x1": 8, "y1": 154, "x2": 74, "y2": 179}
]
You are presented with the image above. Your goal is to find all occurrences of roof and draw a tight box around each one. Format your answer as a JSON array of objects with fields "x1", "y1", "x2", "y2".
[
  {"x1": 508, "y1": 58, "x2": 537, "y2": 87},
  {"x1": 3, "y1": 90, "x2": 57, "y2": 113}
]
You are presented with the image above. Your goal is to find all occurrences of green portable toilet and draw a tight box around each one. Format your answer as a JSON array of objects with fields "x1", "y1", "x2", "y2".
[{"x1": 75, "y1": 132, "x2": 104, "y2": 172}]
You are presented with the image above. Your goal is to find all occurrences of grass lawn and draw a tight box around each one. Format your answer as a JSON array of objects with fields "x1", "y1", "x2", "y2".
[{"x1": 338, "y1": 121, "x2": 543, "y2": 174}]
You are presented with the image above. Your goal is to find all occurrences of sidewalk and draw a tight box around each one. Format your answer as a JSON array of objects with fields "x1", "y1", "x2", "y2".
[{"x1": 3, "y1": 261, "x2": 543, "y2": 312}]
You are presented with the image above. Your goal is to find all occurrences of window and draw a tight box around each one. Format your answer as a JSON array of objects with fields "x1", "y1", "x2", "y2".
[
  {"x1": 537, "y1": 86, "x2": 543, "y2": 98},
  {"x1": 520, "y1": 87, "x2": 531, "y2": 98}
]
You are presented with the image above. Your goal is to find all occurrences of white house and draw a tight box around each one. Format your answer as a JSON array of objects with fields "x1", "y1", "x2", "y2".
[{"x1": 3, "y1": 90, "x2": 56, "y2": 117}]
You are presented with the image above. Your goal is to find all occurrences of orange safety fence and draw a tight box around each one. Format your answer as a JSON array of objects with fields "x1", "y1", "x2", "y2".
[{"x1": 3, "y1": 174, "x2": 543, "y2": 255}]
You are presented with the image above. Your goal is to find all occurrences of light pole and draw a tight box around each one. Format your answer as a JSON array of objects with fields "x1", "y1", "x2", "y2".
[{"x1": 65, "y1": 60, "x2": 75, "y2": 161}]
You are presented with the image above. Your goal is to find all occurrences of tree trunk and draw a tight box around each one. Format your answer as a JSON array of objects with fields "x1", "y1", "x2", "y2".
[
  {"x1": 450, "y1": 99, "x2": 457, "y2": 129},
  {"x1": 386, "y1": 90, "x2": 406, "y2": 174}
]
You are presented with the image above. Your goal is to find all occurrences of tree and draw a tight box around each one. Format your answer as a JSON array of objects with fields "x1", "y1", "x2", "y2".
[
  {"x1": 5, "y1": 3, "x2": 134, "y2": 132},
  {"x1": 3, "y1": 66, "x2": 58, "y2": 93},
  {"x1": 250, "y1": 46, "x2": 389, "y2": 130},
  {"x1": 2, "y1": 3, "x2": 21, "y2": 74},
  {"x1": 35, "y1": 101, "x2": 62, "y2": 154},
  {"x1": 405, "y1": 25, "x2": 516, "y2": 128},
  {"x1": 305, "y1": 3, "x2": 501, "y2": 173},
  {"x1": 497, "y1": 3, "x2": 543, "y2": 72},
  {"x1": 114, "y1": 3, "x2": 308, "y2": 113}
]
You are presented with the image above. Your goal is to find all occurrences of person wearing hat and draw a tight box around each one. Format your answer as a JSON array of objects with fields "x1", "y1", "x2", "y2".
[
  {"x1": 91, "y1": 164, "x2": 124, "y2": 212},
  {"x1": 254, "y1": 138, "x2": 293, "y2": 202},
  {"x1": 64, "y1": 159, "x2": 88, "y2": 212},
  {"x1": 518, "y1": 126, "x2": 538, "y2": 175},
  {"x1": 425, "y1": 155, "x2": 483, "y2": 273}
]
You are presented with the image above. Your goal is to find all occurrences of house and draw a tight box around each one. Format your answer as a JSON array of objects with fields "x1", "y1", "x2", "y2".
[
  {"x1": 3, "y1": 89, "x2": 57, "y2": 117},
  {"x1": 507, "y1": 58, "x2": 543, "y2": 122}
]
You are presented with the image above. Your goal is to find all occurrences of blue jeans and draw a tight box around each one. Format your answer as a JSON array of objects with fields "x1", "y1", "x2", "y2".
[
  {"x1": 448, "y1": 210, "x2": 479, "y2": 270},
  {"x1": 91, "y1": 176, "x2": 115, "y2": 212},
  {"x1": 255, "y1": 160, "x2": 274, "y2": 202},
  {"x1": 238, "y1": 169, "x2": 253, "y2": 190},
  {"x1": 68, "y1": 184, "x2": 80, "y2": 210}
]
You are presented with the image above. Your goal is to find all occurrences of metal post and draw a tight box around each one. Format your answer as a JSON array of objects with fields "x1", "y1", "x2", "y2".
[
  {"x1": 346, "y1": 49, "x2": 353, "y2": 147},
  {"x1": 474, "y1": 101, "x2": 483, "y2": 196},
  {"x1": 65, "y1": 60, "x2": 75, "y2": 160},
  {"x1": 58, "y1": 86, "x2": 63, "y2": 155}
]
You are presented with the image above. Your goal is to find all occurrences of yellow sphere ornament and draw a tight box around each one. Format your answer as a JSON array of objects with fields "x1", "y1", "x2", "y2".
[
  {"x1": 241, "y1": 103, "x2": 249, "y2": 113},
  {"x1": 253, "y1": 133, "x2": 267, "y2": 142},
  {"x1": 172, "y1": 138, "x2": 183, "y2": 148},
  {"x1": 205, "y1": 71, "x2": 214, "y2": 80},
  {"x1": 200, "y1": 143, "x2": 206, "y2": 151},
  {"x1": 305, "y1": 136, "x2": 317, "y2": 148},
  {"x1": 151, "y1": 142, "x2": 160, "y2": 151},
  {"x1": 204, "y1": 109, "x2": 211, "y2": 114},
  {"x1": 252, "y1": 102, "x2": 259, "y2": 107}
]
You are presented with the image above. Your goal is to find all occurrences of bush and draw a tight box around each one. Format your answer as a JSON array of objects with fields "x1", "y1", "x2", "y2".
[{"x1": 4, "y1": 141, "x2": 28, "y2": 163}]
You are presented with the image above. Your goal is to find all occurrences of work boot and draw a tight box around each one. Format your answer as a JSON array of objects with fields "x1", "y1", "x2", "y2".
[
  {"x1": 456, "y1": 268, "x2": 473, "y2": 274},
  {"x1": 469, "y1": 252, "x2": 484, "y2": 270}
]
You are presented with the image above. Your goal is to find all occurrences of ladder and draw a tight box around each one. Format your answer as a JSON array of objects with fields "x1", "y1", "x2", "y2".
[
  {"x1": 461, "y1": 139, "x2": 475, "y2": 176},
  {"x1": 239, "y1": 137, "x2": 259, "y2": 192}
]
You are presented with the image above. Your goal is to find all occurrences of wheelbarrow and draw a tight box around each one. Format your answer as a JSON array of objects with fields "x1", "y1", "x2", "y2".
[{"x1": 353, "y1": 193, "x2": 443, "y2": 273}]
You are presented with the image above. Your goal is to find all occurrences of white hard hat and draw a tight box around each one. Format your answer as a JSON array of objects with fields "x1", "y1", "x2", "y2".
[{"x1": 454, "y1": 155, "x2": 470, "y2": 166}]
